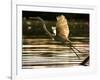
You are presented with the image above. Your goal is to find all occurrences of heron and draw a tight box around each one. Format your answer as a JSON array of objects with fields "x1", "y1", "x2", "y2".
[{"x1": 29, "y1": 16, "x2": 81, "y2": 59}]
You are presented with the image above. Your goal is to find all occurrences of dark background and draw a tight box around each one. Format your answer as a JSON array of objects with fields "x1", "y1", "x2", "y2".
[
  {"x1": 22, "y1": 11, "x2": 89, "y2": 37},
  {"x1": 22, "y1": 11, "x2": 89, "y2": 21}
]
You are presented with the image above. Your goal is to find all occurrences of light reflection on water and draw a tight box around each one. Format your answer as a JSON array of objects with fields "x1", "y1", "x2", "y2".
[{"x1": 22, "y1": 36, "x2": 89, "y2": 69}]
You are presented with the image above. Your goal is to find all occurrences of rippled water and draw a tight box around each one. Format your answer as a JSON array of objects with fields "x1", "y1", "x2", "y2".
[{"x1": 22, "y1": 36, "x2": 89, "y2": 69}]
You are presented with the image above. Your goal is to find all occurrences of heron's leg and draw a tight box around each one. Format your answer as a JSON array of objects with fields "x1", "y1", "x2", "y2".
[
  {"x1": 71, "y1": 45, "x2": 81, "y2": 53},
  {"x1": 65, "y1": 40, "x2": 81, "y2": 60},
  {"x1": 69, "y1": 45, "x2": 81, "y2": 60},
  {"x1": 67, "y1": 39, "x2": 82, "y2": 53}
]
